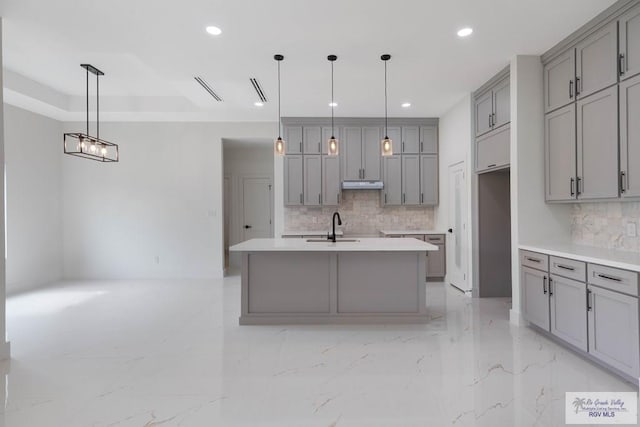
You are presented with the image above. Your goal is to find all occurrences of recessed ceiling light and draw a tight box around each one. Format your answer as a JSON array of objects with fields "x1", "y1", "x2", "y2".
[
  {"x1": 329, "y1": 102, "x2": 338, "y2": 107},
  {"x1": 206, "y1": 26, "x2": 222, "y2": 36},
  {"x1": 457, "y1": 27, "x2": 473, "y2": 38},
  {"x1": 401, "y1": 102, "x2": 411, "y2": 108},
  {"x1": 254, "y1": 101, "x2": 264, "y2": 107}
]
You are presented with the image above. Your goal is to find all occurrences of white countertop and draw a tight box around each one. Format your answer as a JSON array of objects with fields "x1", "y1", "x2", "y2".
[
  {"x1": 231, "y1": 238, "x2": 439, "y2": 252},
  {"x1": 520, "y1": 243, "x2": 640, "y2": 273},
  {"x1": 281, "y1": 230, "x2": 343, "y2": 237},
  {"x1": 379, "y1": 229, "x2": 446, "y2": 236}
]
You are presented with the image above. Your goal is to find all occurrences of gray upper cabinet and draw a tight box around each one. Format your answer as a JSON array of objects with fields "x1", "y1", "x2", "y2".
[
  {"x1": 362, "y1": 126, "x2": 382, "y2": 180},
  {"x1": 303, "y1": 126, "x2": 322, "y2": 154},
  {"x1": 321, "y1": 126, "x2": 339, "y2": 155},
  {"x1": 283, "y1": 155, "x2": 303, "y2": 206},
  {"x1": 576, "y1": 85, "x2": 618, "y2": 200},
  {"x1": 322, "y1": 155, "x2": 341, "y2": 206},
  {"x1": 401, "y1": 155, "x2": 420, "y2": 205},
  {"x1": 401, "y1": 126, "x2": 420, "y2": 154},
  {"x1": 382, "y1": 155, "x2": 402, "y2": 206},
  {"x1": 544, "y1": 49, "x2": 576, "y2": 113},
  {"x1": 492, "y1": 77, "x2": 511, "y2": 129},
  {"x1": 545, "y1": 104, "x2": 577, "y2": 201},
  {"x1": 420, "y1": 155, "x2": 438, "y2": 205},
  {"x1": 575, "y1": 21, "x2": 618, "y2": 100},
  {"x1": 285, "y1": 126, "x2": 303, "y2": 155},
  {"x1": 619, "y1": 3, "x2": 640, "y2": 81},
  {"x1": 420, "y1": 126, "x2": 438, "y2": 153},
  {"x1": 588, "y1": 284, "x2": 640, "y2": 378},
  {"x1": 303, "y1": 155, "x2": 322, "y2": 206},
  {"x1": 476, "y1": 124, "x2": 510, "y2": 173},
  {"x1": 474, "y1": 91, "x2": 493, "y2": 137},
  {"x1": 620, "y1": 73, "x2": 640, "y2": 198},
  {"x1": 549, "y1": 275, "x2": 588, "y2": 352},
  {"x1": 342, "y1": 126, "x2": 362, "y2": 180},
  {"x1": 522, "y1": 266, "x2": 550, "y2": 330}
]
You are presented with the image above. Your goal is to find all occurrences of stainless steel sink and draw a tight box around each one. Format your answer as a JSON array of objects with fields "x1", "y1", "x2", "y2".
[{"x1": 306, "y1": 239, "x2": 360, "y2": 243}]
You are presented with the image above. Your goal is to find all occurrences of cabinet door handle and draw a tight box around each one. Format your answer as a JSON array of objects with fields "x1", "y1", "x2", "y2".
[
  {"x1": 549, "y1": 277, "x2": 553, "y2": 296},
  {"x1": 487, "y1": 164, "x2": 497, "y2": 168},
  {"x1": 319, "y1": 194, "x2": 321, "y2": 204},
  {"x1": 575, "y1": 77, "x2": 581, "y2": 96},
  {"x1": 337, "y1": 193, "x2": 340, "y2": 204},
  {"x1": 619, "y1": 54, "x2": 625, "y2": 76},
  {"x1": 556, "y1": 264, "x2": 575, "y2": 271},
  {"x1": 402, "y1": 141, "x2": 405, "y2": 152},
  {"x1": 620, "y1": 171, "x2": 627, "y2": 194},
  {"x1": 526, "y1": 257, "x2": 541, "y2": 263},
  {"x1": 597, "y1": 273, "x2": 622, "y2": 282},
  {"x1": 402, "y1": 193, "x2": 406, "y2": 204},
  {"x1": 420, "y1": 141, "x2": 423, "y2": 152},
  {"x1": 569, "y1": 80, "x2": 573, "y2": 98},
  {"x1": 318, "y1": 142, "x2": 321, "y2": 152},
  {"x1": 488, "y1": 114, "x2": 492, "y2": 128},
  {"x1": 543, "y1": 276, "x2": 547, "y2": 295},
  {"x1": 300, "y1": 142, "x2": 302, "y2": 152},
  {"x1": 384, "y1": 193, "x2": 387, "y2": 204},
  {"x1": 587, "y1": 289, "x2": 592, "y2": 311},
  {"x1": 576, "y1": 177, "x2": 582, "y2": 196},
  {"x1": 300, "y1": 193, "x2": 303, "y2": 204},
  {"x1": 421, "y1": 193, "x2": 424, "y2": 204},
  {"x1": 492, "y1": 113, "x2": 496, "y2": 127},
  {"x1": 570, "y1": 177, "x2": 575, "y2": 197}
]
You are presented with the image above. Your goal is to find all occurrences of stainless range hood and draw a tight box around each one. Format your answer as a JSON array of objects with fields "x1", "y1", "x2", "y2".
[{"x1": 342, "y1": 180, "x2": 384, "y2": 190}]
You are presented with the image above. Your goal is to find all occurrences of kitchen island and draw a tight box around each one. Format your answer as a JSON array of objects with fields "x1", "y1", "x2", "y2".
[{"x1": 230, "y1": 237, "x2": 438, "y2": 324}]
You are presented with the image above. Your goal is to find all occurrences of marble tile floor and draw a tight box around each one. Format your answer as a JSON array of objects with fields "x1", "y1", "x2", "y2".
[{"x1": 0, "y1": 276, "x2": 637, "y2": 426}]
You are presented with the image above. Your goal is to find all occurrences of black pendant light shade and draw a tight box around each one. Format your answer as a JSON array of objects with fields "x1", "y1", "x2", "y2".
[
  {"x1": 64, "y1": 64, "x2": 119, "y2": 162},
  {"x1": 274, "y1": 54, "x2": 285, "y2": 156},
  {"x1": 381, "y1": 54, "x2": 393, "y2": 156},
  {"x1": 327, "y1": 54, "x2": 339, "y2": 156}
]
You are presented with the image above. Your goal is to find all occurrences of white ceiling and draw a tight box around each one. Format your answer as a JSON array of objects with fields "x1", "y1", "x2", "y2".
[{"x1": 0, "y1": 0, "x2": 617, "y2": 121}]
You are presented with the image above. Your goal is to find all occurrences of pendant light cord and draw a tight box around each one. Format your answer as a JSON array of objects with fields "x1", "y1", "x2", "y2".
[
  {"x1": 86, "y1": 68, "x2": 90, "y2": 136},
  {"x1": 384, "y1": 59, "x2": 388, "y2": 138},
  {"x1": 331, "y1": 60, "x2": 335, "y2": 137},
  {"x1": 278, "y1": 60, "x2": 282, "y2": 138},
  {"x1": 96, "y1": 73, "x2": 100, "y2": 141}
]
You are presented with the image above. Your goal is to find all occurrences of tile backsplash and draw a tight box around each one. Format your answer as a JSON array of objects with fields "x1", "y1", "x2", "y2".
[
  {"x1": 284, "y1": 190, "x2": 435, "y2": 236},
  {"x1": 571, "y1": 202, "x2": 640, "y2": 252}
]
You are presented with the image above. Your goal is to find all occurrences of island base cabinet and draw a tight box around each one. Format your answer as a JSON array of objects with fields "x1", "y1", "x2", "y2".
[
  {"x1": 522, "y1": 266, "x2": 550, "y2": 330},
  {"x1": 587, "y1": 285, "x2": 640, "y2": 378},
  {"x1": 549, "y1": 275, "x2": 587, "y2": 352}
]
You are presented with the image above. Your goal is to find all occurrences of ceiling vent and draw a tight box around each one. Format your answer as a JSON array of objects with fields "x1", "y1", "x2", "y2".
[
  {"x1": 250, "y1": 78, "x2": 268, "y2": 102},
  {"x1": 194, "y1": 76, "x2": 223, "y2": 101}
]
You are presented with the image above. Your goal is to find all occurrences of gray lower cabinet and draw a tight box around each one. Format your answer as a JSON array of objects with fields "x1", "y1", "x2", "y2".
[
  {"x1": 476, "y1": 124, "x2": 510, "y2": 173},
  {"x1": 620, "y1": 73, "x2": 640, "y2": 198},
  {"x1": 401, "y1": 126, "x2": 420, "y2": 154},
  {"x1": 545, "y1": 104, "x2": 577, "y2": 201},
  {"x1": 285, "y1": 126, "x2": 303, "y2": 155},
  {"x1": 425, "y1": 235, "x2": 445, "y2": 279},
  {"x1": 420, "y1": 126, "x2": 438, "y2": 154},
  {"x1": 284, "y1": 155, "x2": 303, "y2": 206},
  {"x1": 420, "y1": 155, "x2": 438, "y2": 205},
  {"x1": 588, "y1": 285, "x2": 640, "y2": 377},
  {"x1": 382, "y1": 155, "x2": 402, "y2": 206},
  {"x1": 303, "y1": 155, "x2": 322, "y2": 206},
  {"x1": 544, "y1": 49, "x2": 575, "y2": 113},
  {"x1": 474, "y1": 90, "x2": 493, "y2": 137},
  {"x1": 549, "y1": 275, "x2": 587, "y2": 351},
  {"x1": 619, "y1": 3, "x2": 640, "y2": 80},
  {"x1": 575, "y1": 21, "x2": 618, "y2": 100},
  {"x1": 303, "y1": 126, "x2": 322, "y2": 154},
  {"x1": 522, "y1": 266, "x2": 550, "y2": 330},
  {"x1": 576, "y1": 85, "x2": 618, "y2": 200},
  {"x1": 322, "y1": 155, "x2": 341, "y2": 206},
  {"x1": 401, "y1": 155, "x2": 420, "y2": 205}
]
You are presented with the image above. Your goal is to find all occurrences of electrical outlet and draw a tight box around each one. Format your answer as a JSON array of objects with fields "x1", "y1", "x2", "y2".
[{"x1": 626, "y1": 222, "x2": 637, "y2": 238}]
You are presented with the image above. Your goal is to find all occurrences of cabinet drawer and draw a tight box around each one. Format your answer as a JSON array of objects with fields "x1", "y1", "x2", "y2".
[
  {"x1": 425, "y1": 234, "x2": 445, "y2": 244},
  {"x1": 520, "y1": 250, "x2": 549, "y2": 271},
  {"x1": 588, "y1": 264, "x2": 638, "y2": 296},
  {"x1": 549, "y1": 256, "x2": 586, "y2": 282}
]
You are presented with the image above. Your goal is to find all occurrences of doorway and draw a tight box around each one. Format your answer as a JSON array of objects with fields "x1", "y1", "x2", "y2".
[
  {"x1": 477, "y1": 169, "x2": 512, "y2": 297},
  {"x1": 447, "y1": 161, "x2": 468, "y2": 292},
  {"x1": 241, "y1": 177, "x2": 273, "y2": 241}
]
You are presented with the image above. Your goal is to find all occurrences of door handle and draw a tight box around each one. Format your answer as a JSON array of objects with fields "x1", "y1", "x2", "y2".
[
  {"x1": 570, "y1": 177, "x2": 575, "y2": 197},
  {"x1": 619, "y1": 54, "x2": 625, "y2": 76},
  {"x1": 548, "y1": 277, "x2": 553, "y2": 296},
  {"x1": 569, "y1": 80, "x2": 573, "y2": 98},
  {"x1": 576, "y1": 177, "x2": 582, "y2": 196},
  {"x1": 384, "y1": 193, "x2": 387, "y2": 204},
  {"x1": 492, "y1": 113, "x2": 496, "y2": 127},
  {"x1": 244, "y1": 225, "x2": 252, "y2": 229},
  {"x1": 575, "y1": 77, "x2": 581, "y2": 96},
  {"x1": 587, "y1": 289, "x2": 592, "y2": 311},
  {"x1": 299, "y1": 142, "x2": 302, "y2": 152},
  {"x1": 402, "y1": 193, "x2": 406, "y2": 204},
  {"x1": 543, "y1": 276, "x2": 547, "y2": 295},
  {"x1": 620, "y1": 171, "x2": 627, "y2": 194},
  {"x1": 488, "y1": 114, "x2": 492, "y2": 128},
  {"x1": 421, "y1": 193, "x2": 424, "y2": 204},
  {"x1": 448, "y1": 228, "x2": 453, "y2": 233},
  {"x1": 318, "y1": 194, "x2": 321, "y2": 204}
]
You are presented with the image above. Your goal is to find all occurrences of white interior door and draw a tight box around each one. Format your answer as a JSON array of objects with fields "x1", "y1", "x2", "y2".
[
  {"x1": 447, "y1": 162, "x2": 468, "y2": 291},
  {"x1": 241, "y1": 177, "x2": 273, "y2": 241}
]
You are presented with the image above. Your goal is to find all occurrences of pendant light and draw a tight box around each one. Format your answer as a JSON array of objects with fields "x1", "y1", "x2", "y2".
[
  {"x1": 63, "y1": 64, "x2": 119, "y2": 162},
  {"x1": 274, "y1": 54, "x2": 285, "y2": 156},
  {"x1": 381, "y1": 54, "x2": 393, "y2": 156},
  {"x1": 327, "y1": 55, "x2": 339, "y2": 156}
]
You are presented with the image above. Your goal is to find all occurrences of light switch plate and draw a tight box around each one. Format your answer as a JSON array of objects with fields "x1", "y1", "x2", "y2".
[{"x1": 626, "y1": 222, "x2": 637, "y2": 238}]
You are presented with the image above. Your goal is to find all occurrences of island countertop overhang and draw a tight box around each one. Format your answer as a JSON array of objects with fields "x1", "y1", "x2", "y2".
[{"x1": 230, "y1": 237, "x2": 438, "y2": 252}]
